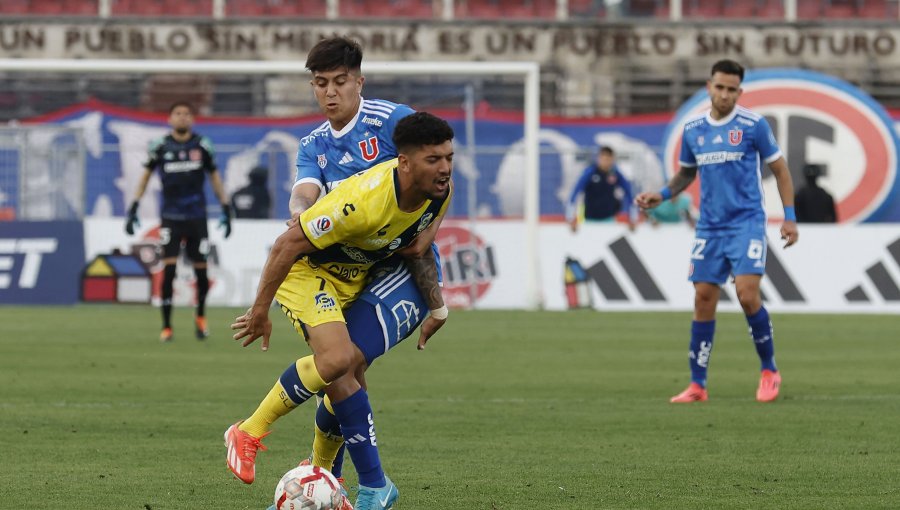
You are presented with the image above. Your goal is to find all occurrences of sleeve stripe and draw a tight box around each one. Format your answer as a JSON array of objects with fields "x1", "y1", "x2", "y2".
[
  {"x1": 679, "y1": 160, "x2": 698, "y2": 168},
  {"x1": 292, "y1": 177, "x2": 325, "y2": 193},
  {"x1": 763, "y1": 150, "x2": 783, "y2": 164}
]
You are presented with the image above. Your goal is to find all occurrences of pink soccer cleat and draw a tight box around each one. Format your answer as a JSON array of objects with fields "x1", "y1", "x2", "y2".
[
  {"x1": 670, "y1": 382, "x2": 708, "y2": 403},
  {"x1": 756, "y1": 369, "x2": 782, "y2": 402}
]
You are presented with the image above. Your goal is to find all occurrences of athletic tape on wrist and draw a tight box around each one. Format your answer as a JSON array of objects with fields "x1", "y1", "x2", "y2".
[{"x1": 430, "y1": 305, "x2": 449, "y2": 320}]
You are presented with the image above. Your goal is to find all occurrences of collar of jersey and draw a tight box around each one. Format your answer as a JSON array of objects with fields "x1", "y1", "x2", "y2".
[
  {"x1": 705, "y1": 107, "x2": 738, "y2": 127},
  {"x1": 330, "y1": 96, "x2": 365, "y2": 140}
]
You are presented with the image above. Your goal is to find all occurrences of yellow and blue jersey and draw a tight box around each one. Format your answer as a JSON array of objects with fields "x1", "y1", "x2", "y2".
[{"x1": 276, "y1": 159, "x2": 450, "y2": 330}]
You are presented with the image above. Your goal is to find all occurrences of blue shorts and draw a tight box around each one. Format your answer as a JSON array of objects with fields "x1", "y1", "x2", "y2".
[
  {"x1": 345, "y1": 245, "x2": 441, "y2": 366},
  {"x1": 688, "y1": 223, "x2": 767, "y2": 284}
]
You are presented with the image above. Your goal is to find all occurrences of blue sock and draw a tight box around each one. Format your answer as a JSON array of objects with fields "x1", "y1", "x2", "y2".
[
  {"x1": 315, "y1": 400, "x2": 345, "y2": 478},
  {"x1": 689, "y1": 320, "x2": 716, "y2": 388},
  {"x1": 746, "y1": 306, "x2": 777, "y2": 372},
  {"x1": 332, "y1": 389, "x2": 384, "y2": 488}
]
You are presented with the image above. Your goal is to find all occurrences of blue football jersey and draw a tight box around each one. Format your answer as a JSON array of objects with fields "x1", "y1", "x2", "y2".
[
  {"x1": 295, "y1": 98, "x2": 415, "y2": 194},
  {"x1": 678, "y1": 106, "x2": 782, "y2": 232}
]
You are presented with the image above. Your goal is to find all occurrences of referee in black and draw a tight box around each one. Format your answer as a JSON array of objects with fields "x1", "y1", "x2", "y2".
[{"x1": 125, "y1": 101, "x2": 232, "y2": 342}]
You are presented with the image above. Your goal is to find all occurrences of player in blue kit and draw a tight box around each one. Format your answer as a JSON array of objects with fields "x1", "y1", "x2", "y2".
[
  {"x1": 636, "y1": 59, "x2": 799, "y2": 403},
  {"x1": 125, "y1": 101, "x2": 232, "y2": 342}
]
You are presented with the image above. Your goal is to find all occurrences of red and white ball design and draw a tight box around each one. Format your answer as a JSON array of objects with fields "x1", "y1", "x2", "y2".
[{"x1": 273, "y1": 465, "x2": 343, "y2": 510}]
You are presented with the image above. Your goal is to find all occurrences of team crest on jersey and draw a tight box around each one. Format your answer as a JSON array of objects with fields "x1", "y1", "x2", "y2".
[
  {"x1": 697, "y1": 136, "x2": 704, "y2": 146},
  {"x1": 164, "y1": 151, "x2": 174, "y2": 160},
  {"x1": 306, "y1": 215, "x2": 333, "y2": 239},
  {"x1": 728, "y1": 129, "x2": 743, "y2": 145},
  {"x1": 178, "y1": 150, "x2": 186, "y2": 160},
  {"x1": 358, "y1": 137, "x2": 380, "y2": 162},
  {"x1": 314, "y1": 292, "x2": 336, "y2": 311},
  {"x1": 189, "y1": 149, "x2": 201, "y2": 161},
  {"x1": 317, "y1": 154, "x2": 327, "y2": 169},
  {"x1": 416, "y1": 212, "x2": 434, "y2": 233}
]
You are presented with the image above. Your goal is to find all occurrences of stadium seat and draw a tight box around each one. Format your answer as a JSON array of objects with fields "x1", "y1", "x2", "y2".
[
  {"x1": 823, "y1": 0, "x2": 858, "y2": 17},
  {"x1": 756, "y1": 0, "x2": 784, "y2": 18},
  {"x1": 683, "y1": 0, "x2": 723, "y2": 18},
  {"x1": 1, "y1": 0, "x2": 30, "y2": 14},
  {"x1": 627, "y1": 0, "x2": 660, "y2": 17},
  {"x1": 31, "y1": 0, "x2": 66, "y2": 14},
  {"x1": 369, "y1": 0, "x2": 434, "y2": 18},
  {"x1": 568, "y1": 0, "x2": 604, "y2": 17},
  {"x1": 722, "y1": 0, "x2": 757, "y2": 17},
  {"x1": 163, "y1": 0, "x2": 213, "y2": 16},
  {"x1": 340, "y1": 0, "x2": 370, "y2": 17},
  {"x1": 796, "y1": 0, "x2": 822, "y2": 18},
  {"x1": 65, "y1": 0, "x2": 99, "y2": 15}
]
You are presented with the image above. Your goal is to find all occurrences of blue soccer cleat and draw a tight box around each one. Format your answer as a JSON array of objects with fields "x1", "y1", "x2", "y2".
[{"x1": 355, "y1": 475, "x2": 398, "y2": 510}]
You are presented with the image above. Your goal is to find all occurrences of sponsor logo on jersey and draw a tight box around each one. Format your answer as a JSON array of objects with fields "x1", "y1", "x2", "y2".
[
  {"x1": 317, "y1": 154, "x2": 327, "y2": 169},
  {"x1": 728, "y1": 129, "x2": 743, "y2": 145},
  {"x1": 358, "y1": 137, "x2": 380, "y2": 162},
  {"x1": 339, "y1": 152, "x2": 354, "y2": 164},
  {"x1": 341, "y1": 245, "x2": 373, "y2": 263},
  {"x1": 711, "y1": 134, "x2": 722, "y2": 144},
  {"x1": 361, "y1": 115, "x2": 383, "y2": 127},
  {"x1": 388, "y1": 238, "x2": 402, "y2": 250},
  {"x1": 306, "y1": 215, "x2": 333, "y2": 239},
  {"x1": 695, "y1": 151, "x2": 745, "y2": 165},
  {"x1": 163, "y1": 160, "x2": 203, "y2": 173},
  {"x1": 189, "y1": 149, "x2": 202, "y2": 161},
  {"x1": 416, "y1": 212, "x2": 434, "y2": 233},
  {"x1": 314, "y1": 292, "x2": 336, "y2": 311}
]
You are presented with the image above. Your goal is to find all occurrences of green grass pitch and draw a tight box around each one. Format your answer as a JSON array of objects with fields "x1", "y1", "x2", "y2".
[{"x1": 1, "y1": 306, "x2": 898, "y2": 509}]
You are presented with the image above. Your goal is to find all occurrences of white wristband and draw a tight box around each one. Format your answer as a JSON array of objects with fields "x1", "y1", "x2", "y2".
[{"x1": 430, "y1": 305, "x2": 449, "y2": 320}]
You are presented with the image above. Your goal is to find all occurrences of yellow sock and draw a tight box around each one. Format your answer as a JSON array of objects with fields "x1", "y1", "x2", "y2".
[
  {"x1": 240, "y1": 355, "x2": 327, "y2": 438},
  {"x1": 312, "y1": 395, "x2": 343, "y2": 469}
]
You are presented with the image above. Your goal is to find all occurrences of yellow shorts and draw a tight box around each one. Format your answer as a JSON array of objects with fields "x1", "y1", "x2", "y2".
[{"x1": 274, "y1": 257, "x2": 367, "y2": 334}]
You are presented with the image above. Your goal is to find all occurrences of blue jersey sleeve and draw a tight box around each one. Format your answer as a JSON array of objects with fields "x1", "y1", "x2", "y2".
[
  {"x1": 678, "y1": 128, "x2": 697, "y2": 167},
  {"x1": 755, "y1": 117, "x2": 782, "y2": 163},
  {"x1": 377, "y1": 103, "x2": 415, "y2": 156},
  {"x1": 565, "y1": 166, "x2": 593, "y2": 220},
  {"x1": 295, "y1": 133, "x2": 326, "y2": 190}
]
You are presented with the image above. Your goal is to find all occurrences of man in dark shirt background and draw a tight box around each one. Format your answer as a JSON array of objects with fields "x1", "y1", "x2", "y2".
[
  {"x1": 231, "y1": 166, "x2": 271, "y2": 219},
  {"x1": 125, "y1": 101, "x2": 232, "y2": 342},
  {"x1": 566, "y1": 146, "x2": 636, "y2": 232},
  {"x1": 795, "y1": 163, "x2": 837, "y2": 223}
]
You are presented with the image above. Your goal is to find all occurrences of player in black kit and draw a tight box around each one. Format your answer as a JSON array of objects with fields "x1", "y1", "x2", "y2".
[{"x1": 125, "y1": 101, "x2": 232, "y2": 342}]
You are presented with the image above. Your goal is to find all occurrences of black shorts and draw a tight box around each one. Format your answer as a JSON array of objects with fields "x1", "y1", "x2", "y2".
[{"x1": 159, "y1": 218, "x2": 209, "y2": 262}]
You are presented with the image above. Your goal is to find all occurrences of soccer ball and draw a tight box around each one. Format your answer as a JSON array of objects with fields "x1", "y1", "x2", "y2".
[{"x1": 273, "y1": 464, "x2": 344, "y2": 510}]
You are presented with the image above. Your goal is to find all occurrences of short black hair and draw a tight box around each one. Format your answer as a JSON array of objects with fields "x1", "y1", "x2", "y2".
[
  {"x1": 305, "y1": 36, "x2": 364, "y2": 74},
  {"x1": 169, "y1": 101, "x2": 195, "y2": 114},
  {"x1": 599, "y1": 146, "x2": 614, "y2": 156},
  {"x1": 393, "y1": 112, "x2": 454, "y2": 154},
  {"x1": 711, "y1": 59, "x2": 745, "y2": 81}
]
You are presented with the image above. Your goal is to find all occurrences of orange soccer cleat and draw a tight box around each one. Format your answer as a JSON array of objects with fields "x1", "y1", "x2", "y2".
[
  {"x1": 195, "y1": 316, "x2": 209, "y2": 340},
  {"x1": 670, "y1": 382, "x2": 708, "y2": 403},
  {"x1": 159, "y1": 327, "x2": 174, "y2": 343},
  {"x1": 297, "y1": 459, "x2": 354, "y2": 510},
  {"x1": 756, "y1": 369, "x2": 782, "y2": 402},
  {"x1": 224, "y1": 421, "x2": 269, "y2": 484}
]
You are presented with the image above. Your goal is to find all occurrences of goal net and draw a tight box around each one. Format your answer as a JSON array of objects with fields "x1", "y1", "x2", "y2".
[{"x1": 0, "y1": 58, "x2": 544, "y2": 309}]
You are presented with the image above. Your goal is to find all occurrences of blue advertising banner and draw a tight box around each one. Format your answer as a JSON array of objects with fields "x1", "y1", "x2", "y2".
[
  {"x1": 0, "y1": 221, "x2": 85, "y2": 304},
  {"x1": 16, "y1": 69, "x2": 900, "y2": 223}
]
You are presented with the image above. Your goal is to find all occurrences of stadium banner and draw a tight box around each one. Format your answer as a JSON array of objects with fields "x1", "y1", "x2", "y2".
[
  {"x1": 0, "y1": 221, "x2": 85, "y2": 304},
  {"x1": 19, "y1": 94, "x2": 900, "y2": 223},
  {"x1": 82, "y1": 218, "x2": 900, "y2": 313},
  {"x1": 4, "y1": 23, "x2": 900, "y2": 68}
]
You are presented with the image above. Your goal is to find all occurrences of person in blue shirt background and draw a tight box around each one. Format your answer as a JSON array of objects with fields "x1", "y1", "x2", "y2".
[
  {"x1": 636, "y1": 59, "x2": 799, "y2": 405},
  {"x1": 566, "y1": 146, "x2": 637, "y2": 233}
]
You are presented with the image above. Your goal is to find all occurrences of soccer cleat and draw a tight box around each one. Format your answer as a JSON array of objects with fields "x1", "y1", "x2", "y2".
[
  {"x1": 297, "y1": 459, "x2": 354, "y2": 509},
  {"x1": 670, "y1": 382, "x2": 708, "y2": 403},
  {"x1": 355, "y1": 475, "x2": 398, "y2": 510},
  {"x1": 159, "y1": 327, "x2": 174, "y2": 343},
  {"x1": 224, "y1": 421, "x2": 269, "y2": 484},
  {"x1": 195, "y1": 316, "x2": 209, "y2": 340},
  {"x1": 756, "y1": 369, "x2": 782, "y2": 402}
]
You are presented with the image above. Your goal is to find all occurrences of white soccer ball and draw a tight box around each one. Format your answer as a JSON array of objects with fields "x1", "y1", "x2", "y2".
[{"x1": 273, "y1": 464, "x2": 344, "y2": 510}]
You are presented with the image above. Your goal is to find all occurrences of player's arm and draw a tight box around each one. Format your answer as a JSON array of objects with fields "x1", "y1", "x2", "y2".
[
  {"x1": 124, "y1": 167, "x2": 153, "y2": 235},
  {"x1": 288, "y1": 182, "x2": 322, "y2": 223},
  {"x1": 565, "y1": 167, "x2": 591, "y2": 232},
  {"x1": 768, "y1": 156, "x2": 799, "y2": 247},
  {"x1": 398, "y1": 199, "x2": 450, "y2": 350},
  {"x1": 231, "y1": 222, "x2": 317, "y2": 350},
  {"x1": 635, "y1": 165, "x2": 698, "y2": 210}
]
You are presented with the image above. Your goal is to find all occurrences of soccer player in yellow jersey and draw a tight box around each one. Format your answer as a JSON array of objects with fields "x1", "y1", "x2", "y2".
[{"x1": 225, "y1": 112, "x2": 453, "y2": 510}]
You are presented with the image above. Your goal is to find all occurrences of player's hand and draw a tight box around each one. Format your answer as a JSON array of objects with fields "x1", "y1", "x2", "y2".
[
  {"x1": 231, "y1": 306, "x2": 272, "y2": 351},
  {"x1": 219, "y1": 204, "x2": 232, "y2": 239},
  {"x1": 124, "y1": 201, "x2": 140, "y2": 235},
  {"x1": 635, "y1": 192, "x2": 662, "y2": 210},
  {"x1": 417, "y1": 315, "x2": 447, "y2": 351},
  {"x1": 781, "y1": 221, "x2": 799, "y2": 248}
]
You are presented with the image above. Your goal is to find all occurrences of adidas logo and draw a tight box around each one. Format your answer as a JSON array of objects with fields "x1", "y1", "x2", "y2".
[
  {"x1": 339, "y1": 152, "x2": 354, "y2": 164},
  {"x1": 845, "y1": 237, "x2": 900, "y2": 303},
  {"x1": 582, "y1": 237, "x2": 804, "y2": 304}
]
